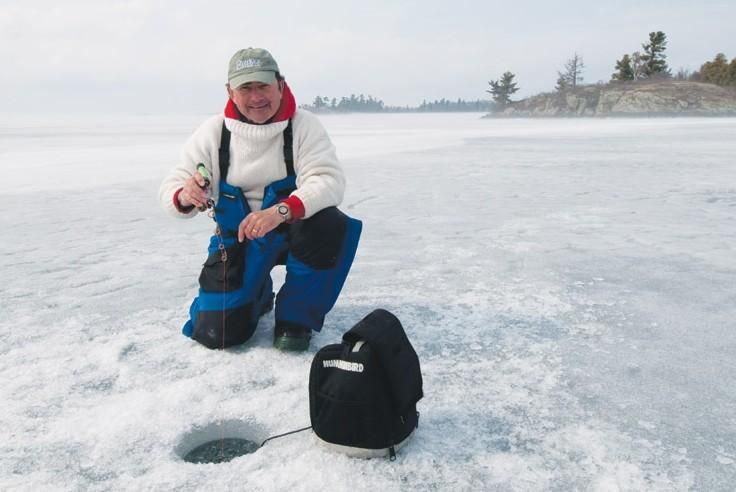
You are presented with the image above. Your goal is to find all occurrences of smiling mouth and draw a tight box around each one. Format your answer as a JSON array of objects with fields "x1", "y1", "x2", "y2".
[{"x1": 249, "y1": 104, "x2": 270, "y2": 111}]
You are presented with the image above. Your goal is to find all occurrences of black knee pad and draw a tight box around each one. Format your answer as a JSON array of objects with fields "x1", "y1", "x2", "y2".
[
  {"x1": 289, "y1": 207, "x2": 348, "y2": 270},
  {"x1": 192, "y1": 304, "x2": 257, "y2": 349}
]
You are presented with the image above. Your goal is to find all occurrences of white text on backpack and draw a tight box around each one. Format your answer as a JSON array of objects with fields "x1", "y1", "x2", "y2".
[{"x1": 323, "y1": 359, "x2": 364, "y2": 372}]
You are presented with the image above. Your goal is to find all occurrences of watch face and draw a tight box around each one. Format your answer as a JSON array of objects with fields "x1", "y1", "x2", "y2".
[{"x1": 277, "y1": 205, "x2": 289, "y2": 215}]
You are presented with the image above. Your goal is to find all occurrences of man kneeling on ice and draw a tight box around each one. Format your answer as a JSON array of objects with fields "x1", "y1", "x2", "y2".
[{"x1": 159, "y1": 47, "x2": 361, "y2": 352}]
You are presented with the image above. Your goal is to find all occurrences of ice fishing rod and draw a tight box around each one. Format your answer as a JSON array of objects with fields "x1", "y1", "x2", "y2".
[{"x1": 195, "y1": 162, "x2": 224, "y2": 263}]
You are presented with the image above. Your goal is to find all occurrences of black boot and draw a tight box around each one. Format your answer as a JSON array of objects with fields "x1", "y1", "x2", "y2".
[{"x1": 273, "y1": 321, "x2": 312, "y2": 352}]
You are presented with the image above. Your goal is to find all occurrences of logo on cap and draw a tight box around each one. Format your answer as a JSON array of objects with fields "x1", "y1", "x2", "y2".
[{"x1": 236, "y1": 58, "x2": 262, "y2": 70}]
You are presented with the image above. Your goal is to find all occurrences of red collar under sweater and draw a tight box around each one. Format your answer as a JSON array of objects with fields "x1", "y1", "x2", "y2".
[{"x1": 224, "y1": 82, "x2": 297, "y2": 123}]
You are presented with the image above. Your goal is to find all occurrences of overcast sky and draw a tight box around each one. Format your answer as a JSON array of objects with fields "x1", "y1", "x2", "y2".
[{"x1": 1, "y1": 0, "x2": 734, "y2": 114}]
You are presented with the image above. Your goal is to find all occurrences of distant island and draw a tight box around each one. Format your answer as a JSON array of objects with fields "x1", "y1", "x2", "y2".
[
  {"x1": 486, "y1": 32, "x2": 736, "y2": 117},
  {"x1": 301, "y1": 95, "x2": 492, "y2": 113}
]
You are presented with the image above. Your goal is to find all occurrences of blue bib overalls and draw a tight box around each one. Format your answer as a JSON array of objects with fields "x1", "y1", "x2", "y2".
[{"x1": 182, "y1": 120, "x2": 362, "y2": 349}]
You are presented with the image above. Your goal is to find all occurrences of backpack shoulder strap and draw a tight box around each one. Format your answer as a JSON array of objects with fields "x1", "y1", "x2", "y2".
[{"x1": 343, "y1": 309, "x2": 423, "y2": 414}]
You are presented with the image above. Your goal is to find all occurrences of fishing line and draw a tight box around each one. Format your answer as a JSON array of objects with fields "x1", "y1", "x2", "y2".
[
  {"x1": 193, "y1": 164, "x2": 309, "y2": 455},
  {"x1": 197, "y1": 163, "x2": 229, "y2": 454}
]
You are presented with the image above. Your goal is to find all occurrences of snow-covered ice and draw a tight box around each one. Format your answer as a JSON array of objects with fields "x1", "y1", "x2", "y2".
[{"x1": 1, "y1": 113, "x2": 735, "y2": 491}]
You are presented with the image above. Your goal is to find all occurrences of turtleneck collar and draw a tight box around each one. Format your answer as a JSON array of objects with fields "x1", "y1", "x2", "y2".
[{"x1": 224, "y1": 82, "x2": 297, "y2": 124}]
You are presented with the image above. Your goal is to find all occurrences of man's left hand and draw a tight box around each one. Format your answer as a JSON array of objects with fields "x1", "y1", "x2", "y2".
[{"x1": 238, "y1": 206, "x2": 284, "y2": 242}]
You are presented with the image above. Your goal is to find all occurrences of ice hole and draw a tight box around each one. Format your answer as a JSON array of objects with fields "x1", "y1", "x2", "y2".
[{"x1": 176, "y1": 419, "x2": 267, "y2": 464}]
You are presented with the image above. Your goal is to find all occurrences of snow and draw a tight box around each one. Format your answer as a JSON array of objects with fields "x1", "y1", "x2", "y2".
[{"x1": 2, "y1": 113, "x2": 735, "y2": 491}]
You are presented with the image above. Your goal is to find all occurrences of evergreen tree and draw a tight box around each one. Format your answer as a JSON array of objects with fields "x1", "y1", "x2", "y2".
[
  {"x1": 487, "y1": 72, "x2": 519, "y2": 108},
  {"x1": 555, "y1": 72, "x2": 569, "y2": 92},
  {"x1": 700, "y1": 53, "x2": 730, "y2": 85},
  {"x1": 312, "y1": 96, "x2": 326, "y2": 110},
  {"x1": 611, "y1": 54, "x2": 635, "y2": 81},
  {"x1": 730, "y1": 58, "x2": 736, "y2": 86},
  {"x1": 641, "y1": 31, "x2": 670, "y2": 78}
]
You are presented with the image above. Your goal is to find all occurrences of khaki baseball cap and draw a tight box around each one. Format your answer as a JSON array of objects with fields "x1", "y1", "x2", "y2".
[{"x1": 228, "y1": 48, "x2": 280, "y2": 88}]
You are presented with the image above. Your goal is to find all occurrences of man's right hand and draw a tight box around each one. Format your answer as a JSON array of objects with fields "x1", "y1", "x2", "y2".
[{"x1": 178, "y1": 172, "x2": 209, "y2": 209}]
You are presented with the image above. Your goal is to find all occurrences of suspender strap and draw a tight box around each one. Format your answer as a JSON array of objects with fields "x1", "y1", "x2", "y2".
[
  {"x1": 218, "y1": 121, "x2": 232, "y2": 179},
  {"x1": 283, "y1": 119, "x2": 295, "y2": 177},
  {"x1": 217, "y1": 119, "x2": 295, "y2": 179}
]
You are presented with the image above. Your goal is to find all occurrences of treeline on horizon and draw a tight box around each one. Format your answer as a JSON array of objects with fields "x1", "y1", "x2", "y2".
[
  {"x1": 486, "y1": 31, "x2": 736, "y2": 109},
  {"x1": 301, "y1": 94, "x2": 493, "y2": 113},
  {"x1": 303, "y1": 31, "x2": 736, "y2": 114}
]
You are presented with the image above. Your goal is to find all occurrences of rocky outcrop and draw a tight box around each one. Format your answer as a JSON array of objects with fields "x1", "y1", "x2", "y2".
[{"x1": 488, "y1": 82, "x2": 736, "y2": 117}]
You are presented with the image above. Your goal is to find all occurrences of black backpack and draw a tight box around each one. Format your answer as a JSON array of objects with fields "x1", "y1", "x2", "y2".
[{"x1": 308, "y1": 309, "x2": 423, "y2": 459}]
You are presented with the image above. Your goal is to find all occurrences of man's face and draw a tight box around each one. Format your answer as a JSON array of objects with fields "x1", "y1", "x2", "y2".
[{"x1": 228, "y1": 79, "x2": 283, "y2": 124}]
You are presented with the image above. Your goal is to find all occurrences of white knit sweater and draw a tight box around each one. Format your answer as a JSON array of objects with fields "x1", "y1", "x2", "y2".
[{"x1": 159, "y1": 109, "x2": 345, "y2": 219}]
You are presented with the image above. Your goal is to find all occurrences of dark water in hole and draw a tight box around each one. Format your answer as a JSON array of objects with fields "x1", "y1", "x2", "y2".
[{"x1": 183, "y1": 438, "x2": 260, "y2": 464}]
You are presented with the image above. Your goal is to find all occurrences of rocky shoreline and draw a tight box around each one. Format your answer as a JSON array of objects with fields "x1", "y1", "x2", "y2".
[{"x1": 486, "y1": 81, "x2": 736, "y2": 117}]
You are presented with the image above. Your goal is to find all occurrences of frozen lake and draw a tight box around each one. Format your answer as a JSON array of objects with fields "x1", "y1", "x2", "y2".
[{"x1": 1, "y1": 113, "x2": 735, "y2": 491}]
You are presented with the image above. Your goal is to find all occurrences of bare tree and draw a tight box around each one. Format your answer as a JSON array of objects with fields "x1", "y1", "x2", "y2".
[
  {"x1": 630, "y1": 51, "x2": 646, "y2": 80},
  {"x1": 557, "y1": 53, "x2": 585, "y2": 92},
  {"x1": 675, "y1": 67, "x2": 691, "y2": 81}
]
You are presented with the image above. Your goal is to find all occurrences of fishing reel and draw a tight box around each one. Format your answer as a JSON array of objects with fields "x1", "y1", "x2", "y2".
[{"x1": 196, "y1": 163, "x2": 216, "y2": 212}]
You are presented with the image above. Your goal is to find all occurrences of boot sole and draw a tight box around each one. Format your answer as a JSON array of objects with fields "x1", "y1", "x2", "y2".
[{"x1": 273, "y1": 336, "x2": 310, "y2": 352}]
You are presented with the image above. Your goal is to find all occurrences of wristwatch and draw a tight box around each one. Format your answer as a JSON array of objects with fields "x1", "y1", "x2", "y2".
[{"x1": 276, "y1": 203, "x2": 291, "y2": 222}]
